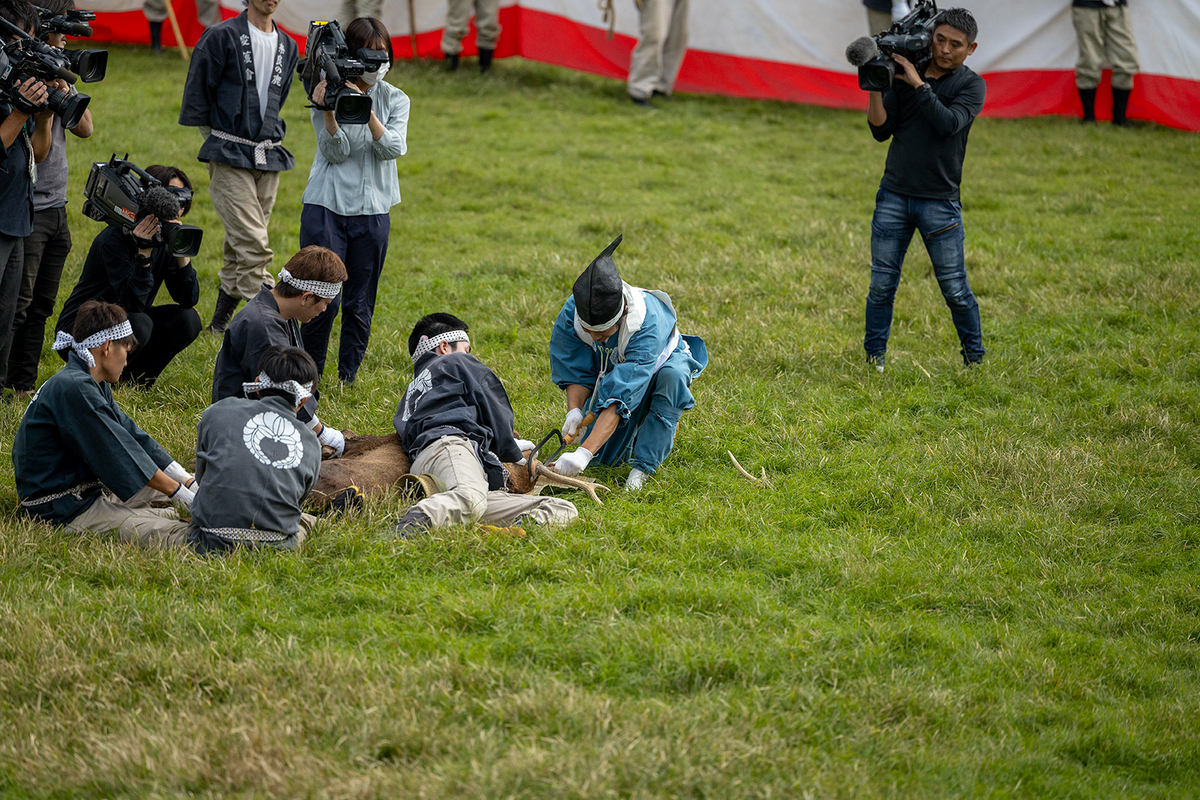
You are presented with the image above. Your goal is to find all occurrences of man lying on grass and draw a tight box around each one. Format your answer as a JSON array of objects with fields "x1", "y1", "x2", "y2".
[
  {"x1": 548, "y1": 235, "x2": 708, "y2": 491},
  {"x1": 183, "y1": 345, "x2": 323, "y2": 553},
  {"x1": 392, "y1": 313, "x2": 578, "y2": 537},
  {"x1": 13, "y1": 300, "x2": 197, "y2": 545},
  {"x1": 212, "y1": 245, "x2": 350, "y2": 459}
]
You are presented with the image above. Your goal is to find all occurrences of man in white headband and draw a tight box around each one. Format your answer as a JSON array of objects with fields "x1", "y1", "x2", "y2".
[
  {"x1": 392, "y1": 312, "x2": 577, "y2": 536},
  {"x1": 547, "y1": 234, "x2": 708, "y2": 491},
  {"x1": 13, "y1": 301, "x2": 199, "y2": 546},
  {"x1": 212, "y1": 245, "x2": 350, "y2": 457},
  {"x1": 153, "y1": 345, "x2": 326, "y2": 553}
]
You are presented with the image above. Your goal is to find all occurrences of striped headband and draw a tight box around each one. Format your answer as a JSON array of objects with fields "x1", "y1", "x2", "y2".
[
  {"x1": 242, "y1": 371, "x2": 315, "y2": 405},
  {"x1": 51, "y1": 321, "x2": 134, "y2": 368},
  {"x1": 411, "y1": 330, "x2": 469, "y2": 363},
  {"x1": 278, "y1": 268, "x2": 342, "y2": 299}
]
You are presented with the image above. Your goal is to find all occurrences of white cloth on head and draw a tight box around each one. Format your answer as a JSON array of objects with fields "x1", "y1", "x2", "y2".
[
  {"x1": 241, "y1": 370, "x2": 315, "y2": 405},
  {"x1": 51, "y1": 321, "x2": 134, "y2": 368},
  {"x1": 411, "y1": 330, "x2": 470, "y2": 363},
  {"x1": 278, "y1": 267, "x2": 342, "y2": 299}
]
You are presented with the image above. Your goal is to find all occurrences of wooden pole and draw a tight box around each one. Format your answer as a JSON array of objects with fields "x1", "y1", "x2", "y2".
[
  {"x1": 407, "y1": 0, "x2": 419, "y2": 59},
  {"x1": 163, "y1": 0, "x2": 190, "y2": 61}
]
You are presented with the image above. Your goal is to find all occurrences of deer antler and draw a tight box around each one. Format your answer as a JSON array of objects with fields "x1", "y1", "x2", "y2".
[{"x1": 534, "y1": 465, "x2": 611, "y2": 505}]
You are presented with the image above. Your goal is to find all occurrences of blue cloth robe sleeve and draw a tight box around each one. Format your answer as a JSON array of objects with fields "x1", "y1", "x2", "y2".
[
  {"x1": 592, "y1": 329, "x2": 661, "y2": 419},
  {"x1": 549, "y1": 299, "x2": 597, "y2": 390},
  {"x1": 178, "y1": 30, "x2": 220, "y2": 127},
  {"x1": 58, "y1": 381, "x2": 169, "y2": 500},
  {"x1": 468, "y1": 368, "x2": 521, "y2": 463}
]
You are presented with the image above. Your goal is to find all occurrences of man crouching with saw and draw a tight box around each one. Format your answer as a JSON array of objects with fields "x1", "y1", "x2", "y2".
[{"x1": 548, "y1": 235, "x2": 707, "y2": 491}]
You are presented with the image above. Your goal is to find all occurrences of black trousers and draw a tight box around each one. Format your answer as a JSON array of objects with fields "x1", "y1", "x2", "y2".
[
  {"x1": 0, "y1": 232, "x2": 26, "y2": 389},
  {"x1": 6, "y1": 207, "x2": 70, "y2": 391},
  {"x1": 58, "y1": 304, "x2": 202, "y2": 387}
]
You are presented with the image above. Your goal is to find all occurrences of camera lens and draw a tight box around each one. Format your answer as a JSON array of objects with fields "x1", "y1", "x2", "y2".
[{"x1": 44, "y1": 87, "x2": 90, "y2": 130}]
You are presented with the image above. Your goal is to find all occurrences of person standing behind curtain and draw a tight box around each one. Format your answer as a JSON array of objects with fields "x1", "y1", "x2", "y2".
[
  {"x1": 298, "y1": 16, "x2": 408, "y2": 385},
  {"x1": 627, "y1": 0, "x2": 687, "y2": 106}
]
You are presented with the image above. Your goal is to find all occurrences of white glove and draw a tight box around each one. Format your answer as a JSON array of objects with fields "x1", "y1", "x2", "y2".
[
  {"x1": 891, "y1": 0, "x2": 910, "y2": 21},
  {"x1": 318, "y1": 424, "x2": 346, "y2": 457},
  {"x1": 164, "y1": 460, "x2": 193, "y2": 485},
  {"x1": 552, "y1": 446, "x2": 593, "y2": 477},
  {"x1": 169, "y1": 481, "x2": 195, "y2": 507},
  {"x1": 563, "y1": 408, "x2": 584, "y2": 438},
  {"x1": 514, "y1": 438, "x2": 536, "y2": 454}
]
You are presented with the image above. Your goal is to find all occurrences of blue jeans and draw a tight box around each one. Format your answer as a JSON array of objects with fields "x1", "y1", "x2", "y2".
[{"x1": 865, "y1": 188, "x2": 984, "y2": 364}]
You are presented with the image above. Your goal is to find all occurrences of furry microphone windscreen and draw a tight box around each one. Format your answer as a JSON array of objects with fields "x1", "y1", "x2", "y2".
[
  {"x1": 846, "y1": 36, "x2": 880, "y2": 67},
  {"x1": 142, "y1": 186, "x2": 181, "y2": 223}
]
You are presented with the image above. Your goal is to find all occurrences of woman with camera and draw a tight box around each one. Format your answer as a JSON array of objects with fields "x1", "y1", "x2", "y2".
[
  {"x1": 54, "y1": 165, "x2": 202, "y2": 388},
  {"x1": 299, "y1": 16, "x2": 409, "y2": 385}
]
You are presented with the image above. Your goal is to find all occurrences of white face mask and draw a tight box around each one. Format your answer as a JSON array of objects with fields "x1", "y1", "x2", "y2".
[{"x1": 362, "y1": 63, "x2": 390, "y2": 86}]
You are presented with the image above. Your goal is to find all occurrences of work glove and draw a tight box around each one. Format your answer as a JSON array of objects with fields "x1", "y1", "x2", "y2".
[
  {"x1": 514, "y1": 438, "x2": 536, "y2": 454},
  {"x1": 552, "y1": 446, "x2": 593, "y2": 477},
  {"x1": 164, "y1": 460, "x2": 194, "y2": 486},
  {"x1": 318, "y1": 424, "x2": 346, "y2": 458},
  {"x1": 562, "y1": 408, "x2": 585, "y2": 438},
  {"x1": 169, "y1": 481, "x2": 196, "y2": 507},
  {"x1": 891, "y1": 0, "x2": 910, "y2": 21}
]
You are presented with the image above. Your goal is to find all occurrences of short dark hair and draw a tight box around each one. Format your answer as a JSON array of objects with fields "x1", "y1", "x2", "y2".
[
  {"x1": 146, "y1": 164, "x2": 192, "y2": 216},
  {"x1": 274, "y1": 246, "x2": 348, "y2": 299},
  {"x1": 0, "y1": 0, "x2": 40, "y2": 36},
  {"x1": 408, "y1": 313, "x2": 469, "y2": 357},
  {"x1": 345, "y1": 16, "x2": 393, "y2": 64},
  {"x1": 38, "y1": 0, "x2": 74, "y2": 17},
  {"x1": 251, "y1": 345, "x2": 319, "y2": 401},
  {"x1": 935, "y1": 8, "x2": 977, "y2": 44},
  {"x1": 73, "y1": 300, "x2": 138, "y2": 350}
]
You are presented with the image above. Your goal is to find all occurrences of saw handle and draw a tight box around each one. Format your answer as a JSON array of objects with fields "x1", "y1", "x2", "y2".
[{"x1": 564, "y1": 412, "x2": 596, "y2": 445}]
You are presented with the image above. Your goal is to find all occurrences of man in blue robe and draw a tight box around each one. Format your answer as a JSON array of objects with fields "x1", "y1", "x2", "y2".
[{"x1": 548, "y1": 235, "x2": 707, "y2": 491}]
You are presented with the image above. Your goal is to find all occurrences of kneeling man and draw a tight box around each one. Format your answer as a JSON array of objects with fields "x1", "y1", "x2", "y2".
[
  {"x1": 13, "y1": 301, "x2": 197, "y2": 545},
  {"x1": 548, "y1": 235, "x2": 707, "y2": 490},
  {"x1": 393, "y1": 313, "x2": 578, "y2": 535}
]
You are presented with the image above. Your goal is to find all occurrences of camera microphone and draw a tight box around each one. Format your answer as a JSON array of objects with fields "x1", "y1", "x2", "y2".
[
  {"x1": 141, "y1": 186, "x2": 181, "y2": 224},
  {"x1": 846, "y1": 36, "x2": 880, "y2": 67}
]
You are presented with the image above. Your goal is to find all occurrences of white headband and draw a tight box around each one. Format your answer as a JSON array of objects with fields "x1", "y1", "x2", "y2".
[
  {"x1": 278, "y1": 267, "x2": 342, "y2": 299},
  {"x1": 52, "y1": 321, "x2": 134, "y2": 368},
  {"x1": 578, "y1": 300, "x2": 626, "y2": 333},
  {"x1": 411, "y1": 330, "x2": 469, "y2": 363},
  {"x1": 242, "y1": 371, "x2": 315, "y2": 405}
]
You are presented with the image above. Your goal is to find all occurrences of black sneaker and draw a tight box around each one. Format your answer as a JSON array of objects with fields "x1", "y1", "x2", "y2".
[
  {"x1": 629, "y1": 94, "x2": 652, "y2": 107},
  {"x1": 394, "y1": 509, "x2": 432, "y2": 539}
]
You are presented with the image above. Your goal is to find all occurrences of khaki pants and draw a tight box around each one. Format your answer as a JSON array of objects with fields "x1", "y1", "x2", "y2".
[
  {"x1": 627, "y1": 0, "x2": 689, "y2": 100},
  {"x1": 1072, "y1": 5, "x2": 1139, "y2": 91},
  {"x1": 410, "y1": 436, "x2": 578, "y2": 528},
  {"x1": 144, "y1": 0, "x2": 220, "y2": 27},
  {"x1": 207, "y1": 162, "x2": 280, "y2": 302},
  {"x1": 337, "y1": 0, "x2": 384, "y2": 26},
  {"x1": 441, "y1": 0, "x2": 502, "y2": 54},
  {"x1": 65, "y1": 484, "x2": 189, "y2": 549},
  {"x1": 867, "y1": 8, "x2": 891, "y2": 36}
]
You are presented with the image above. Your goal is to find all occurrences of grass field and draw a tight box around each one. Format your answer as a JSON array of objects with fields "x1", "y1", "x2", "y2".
[{"x1": 2, "y1": 45, "x2": 1200, "y2": 797}]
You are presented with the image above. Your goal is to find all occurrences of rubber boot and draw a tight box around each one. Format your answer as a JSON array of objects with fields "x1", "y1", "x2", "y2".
[
  {"x1": 207, "y1": 288, "x2": 241, "y2": 334},
  {"x1": 1112, "y1": 87, "x2": 1131, "y2": 126},
  {"x1": 148, "y1": 20, "x2": 163, "y2": 55},
  {"x1": 445, "y1": 52, "x2": 459, "y2": 71},
  {"x1": 1079, "y1": 87, "x2": 1096, "y2": 123},
  {"x1": 479, "y1": 47, "x2": 494, "y2": 73}
]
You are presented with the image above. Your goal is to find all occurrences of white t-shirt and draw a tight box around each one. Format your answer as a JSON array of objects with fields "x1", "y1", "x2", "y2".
[{"x1": 247, "y1": 22, "x2": 278, "y2": 121}]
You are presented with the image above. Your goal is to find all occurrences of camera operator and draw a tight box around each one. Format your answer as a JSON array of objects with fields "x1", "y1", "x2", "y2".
[
  {"x1": 5, "y1": 0, "x2": 94, "y2": 397},
  {"x1": 179, "y1": 0, "x2": 298, "y2": 334},
  {"x1": 863, "y1": 6, "x2": 985, "y2": 371},
  {"x1": 54, "y1": 165, "x2": 202, "y2": 388},
  {"x1": 0, "y1": 0, "x2": 53, "y2": 391},
  {"x1": 299, "y1": 16, "x2": 408, "y2": 385}
]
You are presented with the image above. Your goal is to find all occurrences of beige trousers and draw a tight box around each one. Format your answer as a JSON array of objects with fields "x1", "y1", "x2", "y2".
[
  {"x1": 144, "y1": 0, "x2": 220, "y2": 27},
  {"x1": 64, "y1": 484, "x2": 188, "y2": 548},
  {"x1": 337, "y1": 0, "x2": 384, "y2": 27},
  {"x1": 207, "y1": 162, "x2": 280, "y2": 302},
  {"x1": 441, "y1": 0, "x2": 502, "y2": 54},
  {"x1": 1072, "y1": 5, "x2": 1139, "y2": 91},
  {"x1": 627, "y1": 0, "x2": 689, "y2": 100},
  {"x1": 410, "y1": 436, "x2": 578, "y2": 528},
  {"x1": 867, "y1": 8, "x2": 891, "y2": 36}
]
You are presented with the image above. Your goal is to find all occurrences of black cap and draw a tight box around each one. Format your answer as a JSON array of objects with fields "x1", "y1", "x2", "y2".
[{"x1": 573, "y1": 235, "x2": 624, "y2": 328}]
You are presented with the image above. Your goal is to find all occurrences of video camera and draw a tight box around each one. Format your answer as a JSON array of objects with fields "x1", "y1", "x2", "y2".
[
  {"x1": 82, "y1": 156, "x2": 203, "y2": 259},
  {"x1": 34, "y1": 4, "x2": 95, "y2": 38},
  {"x1": 297, "y1": 20, "x2": 387, "y2": 125},
  {"x1": 0, "y1": 13, "x2": 106, "y2": 129},
  {"x1": 845, "y1": 0, "x2": 940, "y2": 92}
]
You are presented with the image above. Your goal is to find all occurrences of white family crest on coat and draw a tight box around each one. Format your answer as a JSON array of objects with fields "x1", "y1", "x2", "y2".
[
  {"x1": 400, "y1": 368, "x2": 433, "y2": 422},
  {"x1": 242, "y1": 411, "x2": 304, "y2": 470}
]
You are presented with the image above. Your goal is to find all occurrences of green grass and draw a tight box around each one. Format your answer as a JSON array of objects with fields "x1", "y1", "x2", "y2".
[{"x1": 2, "y1": 47, "x2": 1200, "y2": 797}]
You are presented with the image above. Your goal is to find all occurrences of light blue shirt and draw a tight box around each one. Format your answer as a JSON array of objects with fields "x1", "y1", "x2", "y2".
[{"x1": 300, "y1": 79, "x2": 409, "y2": 216}]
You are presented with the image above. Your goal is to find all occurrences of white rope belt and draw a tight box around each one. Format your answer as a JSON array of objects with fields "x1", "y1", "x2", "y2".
[
  {"x1": 210, "y1": 129, "x2": 282, "y2": 168},
  {"x1": 21, "y1": 480, "x2": 102, "y2": 508},
  {"x1": 199, "y1": 526, "x2": 291, "y2": 543}
]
